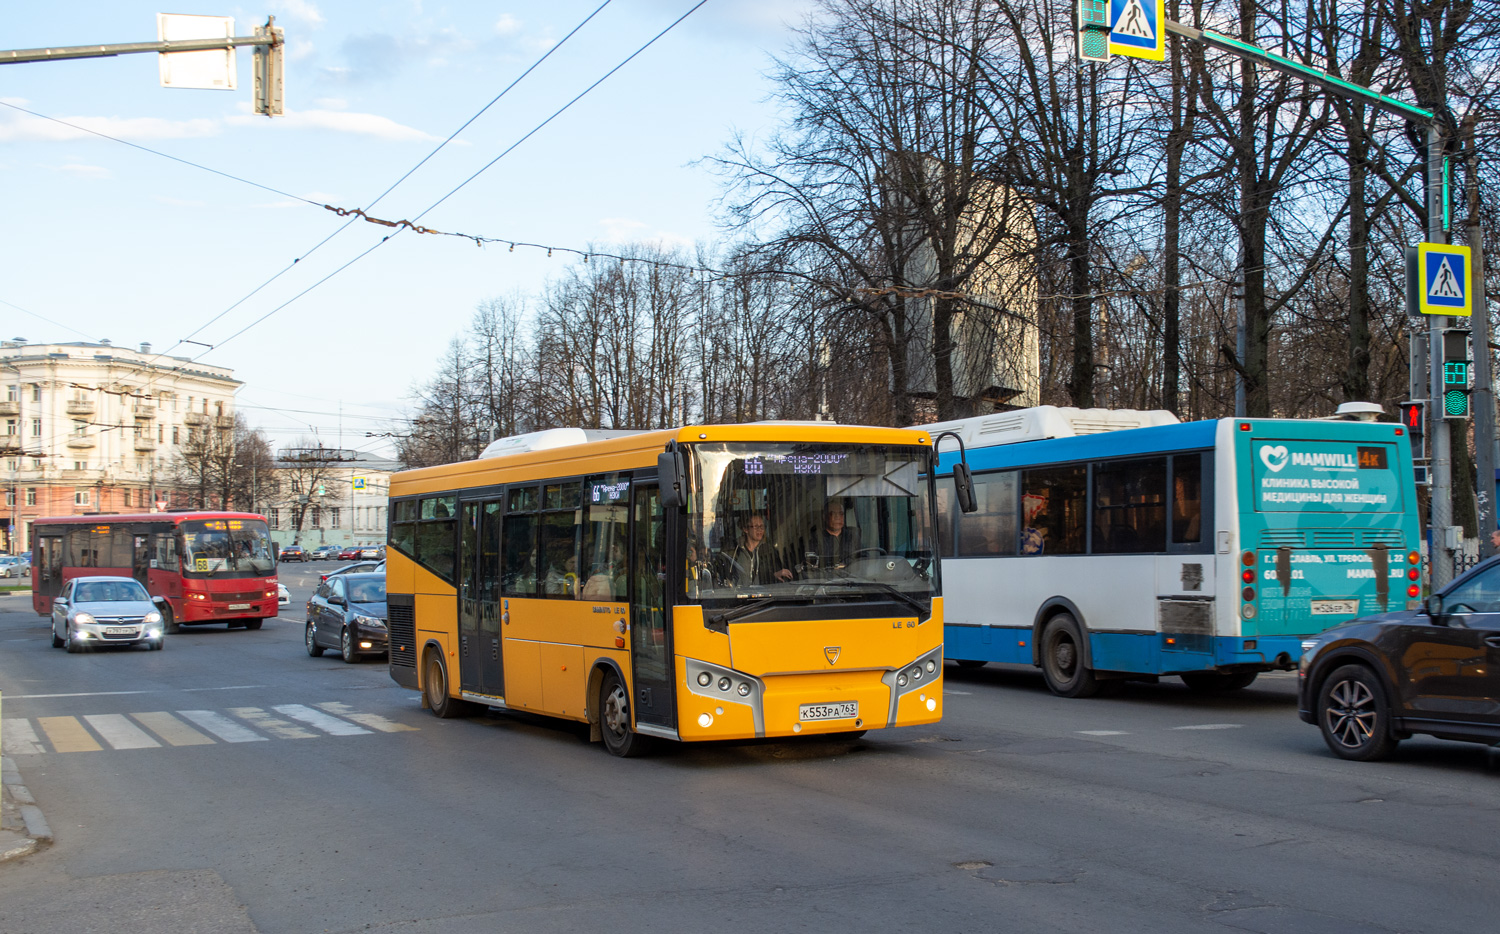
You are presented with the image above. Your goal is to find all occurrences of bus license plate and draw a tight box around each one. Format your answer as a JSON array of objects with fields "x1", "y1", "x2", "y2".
[
  {"x1": 799, "y1": 701, "x2": 857, "y2": 722},
  {"x1": 228, "y1": 603, "x2": 251, "y2": 610},
  {"x1": 105, "y1": 626, "x2": 136, "y2": 635},
  {"x1": 1312, "y1": 599, "x2": 1358, "y2": 615}
]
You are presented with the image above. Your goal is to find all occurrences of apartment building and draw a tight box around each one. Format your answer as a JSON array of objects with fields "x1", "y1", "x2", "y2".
[{"x1": 1, "y1": 338, "x2": 240, "y2": 553}]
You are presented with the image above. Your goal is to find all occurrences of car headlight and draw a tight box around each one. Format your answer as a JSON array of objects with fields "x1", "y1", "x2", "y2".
[
  {"x1": 353, "y1": 615, "x2": 386, "y2": 630},
  {"x1": 74, "y1": 612, "x2": 95, "y2": 625},
  {"x1": 144, "y1": 611, "x2": 162, "y2": 624}
]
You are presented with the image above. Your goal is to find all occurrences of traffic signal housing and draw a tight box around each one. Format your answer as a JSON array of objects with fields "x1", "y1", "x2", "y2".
[
  {"x1": 1442, "y1": 328, "x2": 1471, "y2": 419},
  {"x1": 1398, "y1": 400, "x2": 1426, "y2": 455}
]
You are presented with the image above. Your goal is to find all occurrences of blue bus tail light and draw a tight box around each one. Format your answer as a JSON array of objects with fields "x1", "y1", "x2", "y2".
[
  {"x1": 1241, "y1": 570, "x2": 1255, "y2": 583},
  {"x1": 1406, "y1": 584, "x2": 1421, "y2": 598},
  {"x1": 1241, "y1": 551, "x2": 1255, "y2": 566},
  {"x1": 1241, "y1": 587, "x2": 1256, "y2": 602}
]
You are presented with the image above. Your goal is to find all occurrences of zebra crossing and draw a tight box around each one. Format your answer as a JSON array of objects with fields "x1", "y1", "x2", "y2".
[{"x1": 1, "y1": 701, "x2": 418, "y2": 755}]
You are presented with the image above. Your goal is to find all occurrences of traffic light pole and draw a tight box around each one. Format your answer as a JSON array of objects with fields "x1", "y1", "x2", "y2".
[{"x1": 1159, "y1": 18, "x2": 1460, "y2": 586}]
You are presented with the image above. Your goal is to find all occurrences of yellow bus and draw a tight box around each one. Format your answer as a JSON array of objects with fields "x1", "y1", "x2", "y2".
[{"x1": 385, "y1": 423, "x2": 947, "y2": 756}]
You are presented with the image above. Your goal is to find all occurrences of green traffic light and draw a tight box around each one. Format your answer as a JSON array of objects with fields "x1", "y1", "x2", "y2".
[{"x1": 1444, "y1": 389, "x2": 1470, "y2": 417}]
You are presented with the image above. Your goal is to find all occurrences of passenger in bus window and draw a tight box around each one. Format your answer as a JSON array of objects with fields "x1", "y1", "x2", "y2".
[
  {"x1": 543, "y1": 540, "x2": 578, "y2": 597},
  {"x1": 721, "y1": 515, "x2": 792, "y2": 585},
  {"x1": 1172, "y1": 464, "x2": 1203, "y2": 544}
]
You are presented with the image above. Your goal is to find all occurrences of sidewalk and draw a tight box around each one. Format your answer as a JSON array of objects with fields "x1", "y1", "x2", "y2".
[{"x1": 2, "y1": 755, "x2": 52, "y2": 862}]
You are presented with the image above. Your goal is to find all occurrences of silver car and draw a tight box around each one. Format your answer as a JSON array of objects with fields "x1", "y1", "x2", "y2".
[
  {"x1": 0, "y1": 555, "x2": 30, "y2": 579},
  {"x1": 51, "y1": 576, "x2": 167, "y2": 652}
]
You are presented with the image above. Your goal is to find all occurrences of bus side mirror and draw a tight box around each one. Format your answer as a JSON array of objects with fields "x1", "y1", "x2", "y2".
[
  {"x1": 271, "y1": 542, "x2": 280, "y2": 559},
  {"x1": 953, "y1": 462, "x2": 977, "y2": 514},
  {"x1": 659, "y1": 448, "x2": 686, "y2": 510}
]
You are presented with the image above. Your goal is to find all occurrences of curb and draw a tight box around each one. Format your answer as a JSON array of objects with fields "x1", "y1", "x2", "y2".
[{"x1": 1, "y1": 754, "x2": 52, "y2": 863}]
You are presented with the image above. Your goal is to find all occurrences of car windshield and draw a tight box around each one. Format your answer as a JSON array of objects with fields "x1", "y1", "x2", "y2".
[
  {"x1": 347, "y1": 578, "x2": 386, "y2": 604},
  {"x1": 181, "y1": 518, "x2": 276, "y2": 578},
  {"x1": 687, "y1": 442, "x2": 936, "y2": 611},
  {"x1": 75, "y1": 580, "x2": 150, "y2": 602}
]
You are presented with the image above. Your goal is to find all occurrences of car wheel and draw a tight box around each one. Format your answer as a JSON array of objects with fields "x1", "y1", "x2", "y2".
[
  {"x1": 598, "y1": 670, "x2": 650, "y2": 757},
  {"x1": 305, "y1": 623, "x2": 324, "y2": 657},
  {"x1": 952, "y1": 659, "x2": 987, "y2": 670},
  {"x1": 154, "y1": 638, "x2": 165, "y2": 651},
  {"x1": 51, "y1": 622, "x2": 65, "y2": 649},
  {"x1": 1181, "y1": 671, "x2": 1259, "y2": 692},
  {"x1": 341, "y1": 627, "x2": 359, "y2": 664},
  {"x1": 1317, "y1": 664, "x2": 1399, "y2": 761},
  {"x1": 423, "y1": 650, "x2": 473, "y2": 719},
  {"x1": 245, "y1": 618, "x2": 263, "y2": 631},
  {"x1": 65, "y1": 623, "x2": 80, "y2": 654},
  {"x1": 1040, "y1": 613, "x2": 1103, "y2": 698}
]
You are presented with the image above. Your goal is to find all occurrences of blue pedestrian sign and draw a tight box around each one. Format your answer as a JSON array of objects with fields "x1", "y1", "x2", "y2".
[
  {"x1": 1417, "y1": 243, "x2": 1471, "y2": 317},
  {"x1": 1109, "y1": 0, "x2": 1165, "y2": 61}
]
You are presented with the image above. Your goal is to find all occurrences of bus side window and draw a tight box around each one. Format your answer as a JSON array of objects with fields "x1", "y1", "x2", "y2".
[
  {"x1": 1092, "y1": 458, "x2": 1167, "y2": 554},
  {"x1": 958, "y1": 471, "x2": 1018, "y2": 556},
  {"x1": 417, "y1": 495, "x2": 458, "y2": 583},
  {"x1": 581, "y1": 474, "x2": 629, "y2": 601},
  {"x1": 540, "y1": 482, "x2": 582, "y2": 600},
  {"x1": 390, "y1": 499, "x2": 418, "y2": 556},
  {"x1": 502, "y1": 486, "x2": 539, "y2": 596},
  {"x1": 1171, "y1": 453, "x2": 1204, "y2": 545},
  {"x1": 1020, "y1": 466, "x2": 1087, "y2": 556}
]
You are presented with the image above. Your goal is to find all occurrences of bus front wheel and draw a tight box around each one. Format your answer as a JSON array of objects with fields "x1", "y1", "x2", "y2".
[
  {"x1": 163, "y1": 605, "x2": 180, "y2": 634},
  {"x1": 1040, "y1": 614, "x2": 1104, "y2": 698},
  {"x1": 423, "y1": 650, "x2": 471, "y2": 719},
  {"x1": 598, "y1": 671, "x2": 650, "y2": 758}
]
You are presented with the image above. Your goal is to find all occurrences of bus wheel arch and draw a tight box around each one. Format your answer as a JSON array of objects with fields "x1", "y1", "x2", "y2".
[
  {"x1": 421, "y1": 641, "x2": 472, "y2": 719},
  {"x1": 585, "y1": 659, "x2": 627, "y2": 744},
  {"x1": 1030, "y1": 598, "x2": 1091, "y2": 670},
  {"x1": 1038, "y1": 610, "x2": 1106, "y2": 698}
]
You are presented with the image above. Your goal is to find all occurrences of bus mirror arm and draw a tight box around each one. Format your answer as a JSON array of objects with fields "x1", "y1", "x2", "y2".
[
  {"x1": 659, "y1": 444, "x2": 687, "y2": 511},
  {"x1": 932, "y1": 430, "x2": 978, "y2": 514}
]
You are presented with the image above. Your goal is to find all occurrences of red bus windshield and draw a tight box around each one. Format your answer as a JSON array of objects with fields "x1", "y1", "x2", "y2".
[{"x1": 180, "y1": 518, "x2": 277, "y2": 579}]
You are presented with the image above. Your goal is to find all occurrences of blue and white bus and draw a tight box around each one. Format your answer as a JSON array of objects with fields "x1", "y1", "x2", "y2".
[{"x1": 925, "y1": 407, "x2": 1421, "y2": 697}]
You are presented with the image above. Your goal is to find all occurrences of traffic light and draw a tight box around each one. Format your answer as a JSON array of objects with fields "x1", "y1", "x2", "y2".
[
  {"x1": 1441, "y1": 328, "x2": 1471, "y2": 418},
  {"x1": 1398, "y1": 400, "x2": 1426, "y2": 450},
  {"x1": 1076, "y1": 0, "x2": 1109, "y2": 62}
]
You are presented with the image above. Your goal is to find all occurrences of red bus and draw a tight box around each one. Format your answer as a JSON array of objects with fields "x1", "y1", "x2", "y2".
[{"x1": 31, "y1": 512, "x2": 280, "y2": 631}]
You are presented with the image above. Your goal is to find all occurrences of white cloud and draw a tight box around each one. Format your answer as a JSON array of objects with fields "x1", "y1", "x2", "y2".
[
  {"x1": 313, "y1": 97, "x2": 349, "y2": 110},
  {"x1": 270, "y1": 0, "x2": 325, "y2": 26},
  {"x1": 597, "y1": 217, "x2": 691, "y2": 249},
  {"x1": 226, "y1": 108, "x2": 440, "y2": 142},
  {"x1": 53, "y1": 162, "x2": 111, "y2": 179},
  {"x1": 494, "y1": 14, "x2": 522, "y2": 36},
  {"x1": 0, "y1": 112, "x2": 219, "y2": 143}
]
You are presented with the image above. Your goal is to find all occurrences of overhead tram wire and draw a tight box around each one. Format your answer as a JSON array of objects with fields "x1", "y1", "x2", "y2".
[
  {"x1": 195, "y1": 0, "x2": 712, "y2": 359},
  {"x1": 132, "y1": 0, "x2": 615, "y2": 380},
  {"x1": 0, "y1": 297, "x2": 98, "y2": 341}
]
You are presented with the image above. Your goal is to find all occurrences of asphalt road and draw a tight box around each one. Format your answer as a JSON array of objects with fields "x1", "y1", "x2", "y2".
[{"x1": 2, "y1": 565, "x2": 1498, "y2": 934}]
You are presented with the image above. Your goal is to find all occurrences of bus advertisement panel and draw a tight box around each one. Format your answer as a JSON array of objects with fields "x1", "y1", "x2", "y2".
[
  {"x1": 386, "y1": 424, "x2": 945, "y2": 756},
  {"x1": 31, "y1": 512, "x2": 279, "y2": 631},
  {"x1": 927, "y1": 408, "x2": 1419, "y2": 697}
]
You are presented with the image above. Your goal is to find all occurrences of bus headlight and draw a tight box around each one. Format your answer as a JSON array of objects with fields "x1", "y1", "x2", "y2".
[
  {"x1": 697, "y1": 672, "x2": 712, "y2": 687},
  {"x1": 144, "y1": 611, "x2": 162, "y2": 624}
]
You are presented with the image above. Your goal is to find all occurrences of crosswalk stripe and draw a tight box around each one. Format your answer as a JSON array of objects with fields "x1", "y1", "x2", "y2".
[
  {"x1": 83, "y1": 714, "x2": 161, "y2": 750},
  {"x1": 1, "y1": 719, "x2": 45, "y2": 756},
  {"x1": 177, "y1": 710, "x2": 268, "y2": 743},
  {"x1": 37, "y1": 716, "x2": 102, "y2": 753},
  {"x1": 316, "y1": 702, "x2": 419, "y2": 733},
  {"x1": 273, "y1": 704, "x2": 370, "y2": 736},
  {"x1": 1172, "y1": 723, "x2": 1243, "y2": 731},
  {"x1": 131, "y1": 712, "x2": 215, "y2": 746},
  {"x1": 228, "y1": 707, "x2": 317, "y2": 740}
]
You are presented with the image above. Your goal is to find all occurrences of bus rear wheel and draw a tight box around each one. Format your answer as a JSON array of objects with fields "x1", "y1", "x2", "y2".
[
  {"x1": 1040, "y1": 613, "x2": 1103, "y2": 698},
  {"x1": 1181, "y1": 671, "x2": 1257, "y2": 692},
  {"x1": 598, "y1": 671, "x2": 649, "y2": 757},
  {"x1": 423, "y1": 650, "x2": 472, "y2": 719}
]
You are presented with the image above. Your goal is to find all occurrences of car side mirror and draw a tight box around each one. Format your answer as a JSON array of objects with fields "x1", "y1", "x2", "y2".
[
  {"x1": 1424, "y1": 594, "x2": 1445, "y2": 622},
  {"x1": 152, "y1": 596, "x2": 170, "y2": 609},
  {"x1": 53, "y1": 597, "x2": 66, "y2": 606},
  {"x1": 330, "y1": 596, "x2": 346, "y2": 607}
]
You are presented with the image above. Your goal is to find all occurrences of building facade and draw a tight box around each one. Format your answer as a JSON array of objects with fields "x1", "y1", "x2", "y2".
[
  {"x1": 265, "y1": 461, "x2": 396, "y2": 551},
  {"x1": 1, "y1": 339, "x2": 240, "y2": 553}
]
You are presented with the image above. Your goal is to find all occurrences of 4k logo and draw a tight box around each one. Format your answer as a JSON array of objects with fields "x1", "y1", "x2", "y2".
[{"x1": 824, "y1": 646, "x2": 841, "y2": 665}]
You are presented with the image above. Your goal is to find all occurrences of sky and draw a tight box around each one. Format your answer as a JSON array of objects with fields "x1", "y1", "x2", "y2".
[{"x1": 2, "y1": 0, "x2": 811, "y2": 462}]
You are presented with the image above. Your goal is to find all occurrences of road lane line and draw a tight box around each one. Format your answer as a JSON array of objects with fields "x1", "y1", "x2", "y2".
[
  {"x1": 36, "y1": 716, "x2": 102, "y2": 753},
  {"x1": 315, "y1": 702, "x2": 419, "y2": 733},
  {"x1": 227, "y1": 707, "x2": 316, "y2": 740},
  {"x1": 6, "y1": 686, "x2": 264, "y2": 700},
  {"x1": 131, "y1": 712, "x2": 215, "y2": 746},
  {"x1": 1, "y1": 719, "x2": 44, "y2": 755},
  {"x1": 1077, "y1": 730, "x2": 1129, "y2": 736},
  {"x1": 177, "y1": 710, "x2": 268, "y2": 743},
  {"x1": 1172, "y1": 723, "x2": 1244, "y2": 731},
  {"x1": 272, "y1": 704, "x2": 371, "y2": 736},
  {"x1": 83, "y1": 714, "x2": 161, "y2": 750}
]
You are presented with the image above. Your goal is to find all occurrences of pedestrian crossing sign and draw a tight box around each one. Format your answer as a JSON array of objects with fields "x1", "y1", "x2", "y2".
[
  {"x1": 1417, "y1": 243, "x2": 1471, "y2": 317},
  {"x1": 1109, "y1": 0, "x2": 1165, "y2": 61}
]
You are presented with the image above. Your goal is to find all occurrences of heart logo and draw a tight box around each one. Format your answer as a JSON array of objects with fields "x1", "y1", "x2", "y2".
[{"x1": 1260, "y1": 445, "x2": 1289, "y2": 472}]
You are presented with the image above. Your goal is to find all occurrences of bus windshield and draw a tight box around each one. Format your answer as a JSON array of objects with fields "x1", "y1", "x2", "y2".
[
  {"x1": 180, "y1": 518, "x2": 276, "y2": 578},
  {"x1": 687, "y1": 442, "x2": 936, "y2": 610}
]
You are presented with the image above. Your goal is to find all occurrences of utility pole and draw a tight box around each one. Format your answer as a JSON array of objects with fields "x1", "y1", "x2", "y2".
[
  {"x1": 1426, "y1": 127, "x2": 1455, "y2": 586},
  {"x1": 1468, "y1": 120, "x2": 1496, "y2": 557}
]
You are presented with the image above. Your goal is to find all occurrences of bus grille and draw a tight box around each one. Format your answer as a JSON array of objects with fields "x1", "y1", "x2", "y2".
[
  {"x1": 1259, "y1": 530, "x2": 1306, "y2": 548},
  {"x1": 388, "y1": 603, "x2": 416, "y2": 669},
  {"x1": 1312, "y1": 531, "x2": 1357, "y2": 548},
  {"x1": 1361, "y1": 529, "x2": 1404, "y2": 547},
  {"x1": 1158, "y1": 599, "x2": 1213, "y2": 653}
]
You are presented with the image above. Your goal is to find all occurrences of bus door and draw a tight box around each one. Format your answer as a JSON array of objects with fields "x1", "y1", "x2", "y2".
[
  {"x1": 132, "y1": 534, "x2": 151, "y2": 587},
  {"x1": 459, "y1": 499, "x2": 505, "y2": 697},
  {"x1": 149, "y1": 531, "x2": 181, "y2": 602},
  {"x1": 629, "y1": 482, "x2": 675, "y2": 731}
]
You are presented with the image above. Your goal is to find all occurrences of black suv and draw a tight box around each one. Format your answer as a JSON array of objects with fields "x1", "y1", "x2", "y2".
[
  {"x1": 1299, "y1": 556, "x2": 1500, "y2": 760},
  {"x1": 280, "y1": 544, "x2": 307, "y2": 562}
]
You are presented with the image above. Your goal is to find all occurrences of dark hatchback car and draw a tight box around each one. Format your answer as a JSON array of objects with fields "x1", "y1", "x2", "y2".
[
  {"x1": 1299, "y1": 556, "x2": 1500, "y2": 760},
  {"x1": 305, "y1": 572, "x2": 388, "y2": 663},
  {"x1": 280, "y1": 544, "x2": 307, "y2": 562}
]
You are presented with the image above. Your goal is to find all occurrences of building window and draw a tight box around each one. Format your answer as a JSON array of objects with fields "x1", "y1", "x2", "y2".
[
  {"x1": 4, "y1": 419, "x2": 15, "y2": 436},
  {"x1": 4, "y1": 489, "x2": 12, "y2": 506},
  {"x1": 158, "y1": 425, "x2": 164, "y2": 443},
  {"x1": 26, "y1": 488, "x2": 36, "y2": 506},
  {"x1": 172, "y1": 426, "x2": 180, "y2": 445},
  {"x1": 123, "y1": 490, "x2": 131, "y2": 507},
  {"x1": 5, "y1": 458, "x2": 15, "y2": 472},
  {"x1": 74, "y1": 461, "x2": 86, "y2": 471},
  {"x1": 310, "y1": 506, "x2": 321, "y2": 527},
  {"x1": 31, "y1": 384, "x2": 41, "y2": 403},
  {"x1": 31, "y1": 418, "x2": 41, "y2": 437},
  {"x1": 75, "y1": 490, "x2": 90, "y2": 506},
  {"x1": 5, "y1": 385, "x2": 17, "y2": 402},
  {"x1": 268, "y1": 507, "x2": 280, "y2": 529},
  {"x1": 330, "y1": 507, "x2": 341, "y2": 529},
  {"x1": 72, "y1": 420, "x2": 87, "y2": 437}
]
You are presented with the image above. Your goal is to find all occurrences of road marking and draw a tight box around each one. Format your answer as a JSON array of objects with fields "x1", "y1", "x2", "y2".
[
  {"x1": 1, "y1": 719, "x2": 44, "y2": 755},
  {"x1": 5, "y1": 686, "x2": 265, "y2": 700},
  {"x1": 1172, "y1": 723, "x2": 1243, "y2": 731},
  {"x1": 83, "y1": 714, "x2": 161, "y2": 750},
  {"x1": 273, "y1": 704, "x2": 371, "y2": 736},
  {"x1": 228, "y1": 707, "x2": 317, "y2": 740},
  {"x1": 942, "y1": 690, "x2": 972, "y2": 696},
  {"x1": 37, "y1": 716, "x2": 102, "y2": 753},
  {"x1": 316, "y1": 701, "x2": 419, "y2": 732},
  {"x1": 131, "y1": 712, "x2": 214, "y2": 746},
  {"x1": 1077, "y1": 730, "x2": 1129, "y2": 736},
  {"x1": 177, "y1": 710, "x2": 268, "y2": 743}
]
